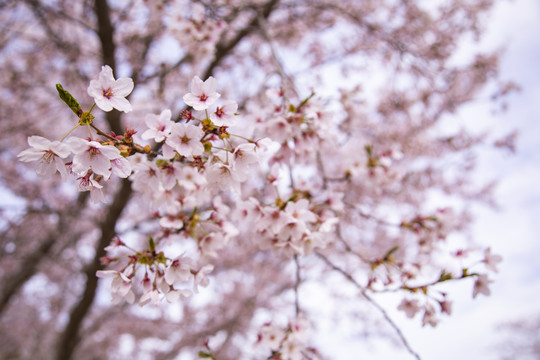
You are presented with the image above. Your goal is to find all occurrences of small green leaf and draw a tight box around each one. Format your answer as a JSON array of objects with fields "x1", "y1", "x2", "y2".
[
  {"x1": 56, "y1": 83, "x2": 83, "y2": 116},
  {"x1": 383, "y1": 246, "x2": 399, "y2": 261},
  {"x1": 438, "y1": 270, "x2": 453, "y2": 282},
  {"x1": 149, "y1": 237, "x2": 156, "y2": 253},
  {"x1": 298, "y1": 91, "x2": 315, "y2": 110},
  {"x1": 197, "y1": 351, "x2": 214, "y2": 358}
]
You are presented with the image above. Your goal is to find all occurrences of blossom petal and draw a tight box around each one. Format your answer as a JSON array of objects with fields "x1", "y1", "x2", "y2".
[
  {"x1": 110, "y1": 96, "x2": 132, "y2": 113},
  {"x1": 112, "y1": 77, "x2": 134, "y2": 96}
]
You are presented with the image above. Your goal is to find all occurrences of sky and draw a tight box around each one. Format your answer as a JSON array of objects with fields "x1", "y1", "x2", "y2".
[{"x1": 354, "y1": 0, "x2": 540, "y2": 358}]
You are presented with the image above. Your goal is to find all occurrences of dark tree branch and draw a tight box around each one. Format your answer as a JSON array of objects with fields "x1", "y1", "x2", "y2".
[
  {"x1": 56, "y1": 179, "x2": 133, "y2": 360},
  {"x1": 94, "y1": 0, "x2": 122, "y2": 135},
  {"x1": 202, "y1": 0, "x2": 280, "y2": 80},
  {"x1": 0, "y1": 192, "x2": 89, "y2": 316}
]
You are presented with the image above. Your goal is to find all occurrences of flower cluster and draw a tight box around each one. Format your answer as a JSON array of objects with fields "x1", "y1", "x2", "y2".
[
  {"x1": 97, "y1": 243, "x2": 213, "y2": 306},
  {"x1": 17, "y1": 64, "x2": 503, "y2": 322},
  {"x1": 257, "y1": 317, "x2": 320, "y2": 360},
  {"x1": 233, "y1": 196, "x2": 338, "y2": 257}
]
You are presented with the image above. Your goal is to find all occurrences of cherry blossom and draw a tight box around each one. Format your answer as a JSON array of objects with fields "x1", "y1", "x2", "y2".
[
  {"x1": 110, "y1": 157, "x2": 132, "y2": 178},
  {"x1": 422, "y1": 304, "x2": 439, "y2": 327},
  {"x1": 68, "y1": 137, "x2": 126, "y2": 180},
  {"x1": 209, "y1": 100, "x2": 238, "y2": 126},
  {"x1": 257, "y1": 323, "x2": 285, "y2": 351},
  {"x1": 182, "y1": 76, "x2": 220, "y2": 111},
  {"x1": 398, "y1": 298, "x2": 422, "y2": 319},
  {"x1": 165, "y1": 288, "x2": 193, "y2": 303},
  {"x1": 141, "y1": 109, "x2": 174, "y2": 142},
  {"x1": 87, "y1": 65, "x2": 134, "y2": 113},
  {"x1": 96, "y1": 270, "x2": 135, "y2": 305},
  {"x1": 77, "y1": 172, "x2": 105, "y2": 203},
  {"x1": 473, "y1": 274, "x2": 493, "y2": 298},
  {"x1": 483, "y1": 247, "x2": 503, "y2": 272},
  {"x1": 17, "y1": 136, "x2": 71, "y2": 180},
  {"x1": 193, "y1": 264, "x2": 213, "y2": 293},
  {"x1": 164, "y1": 255, "x2": 194, "y2": 285},
  {"x1": 165, "y1": 122, "x2": 205, "y2": 157}
]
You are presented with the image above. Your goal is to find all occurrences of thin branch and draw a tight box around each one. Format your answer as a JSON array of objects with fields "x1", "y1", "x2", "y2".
[
  {"x1": 201, "y1": 0, "x2": 280, "y2": 81},
  {"x1": 293, "y1": 254, "x2": 301, "y2": 316},
  {"x1": 316, "y1": 251, "x2": 422, "y2": 360},
  {"x1": 256, "y1": 14, "x2": 299, "y2": 97}
]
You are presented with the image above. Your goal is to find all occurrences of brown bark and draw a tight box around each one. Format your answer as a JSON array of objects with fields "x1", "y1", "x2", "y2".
[{"x1": 55, "y1": 179, "x2": 132, "y2": 360}]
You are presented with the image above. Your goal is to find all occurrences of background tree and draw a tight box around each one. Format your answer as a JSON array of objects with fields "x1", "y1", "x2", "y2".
[{"x1": 0, "y1": 0, "x2": 513, "y2": 359}]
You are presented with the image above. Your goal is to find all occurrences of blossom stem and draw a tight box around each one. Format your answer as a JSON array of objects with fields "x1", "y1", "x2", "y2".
[
  {"x1": 87, "y1": 123, "x2": 93, "y2": 140},
  {"x1": 230, "y1": 133, "x2": 255, "y2": 143},
  {"x1": 60, "y1": 123, "x2": 81, "y2": 142},
  {"x1": 88, "y1": 103, "x2": 96, "y2": 114}
]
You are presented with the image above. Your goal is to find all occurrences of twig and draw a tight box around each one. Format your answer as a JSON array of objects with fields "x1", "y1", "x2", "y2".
[
  {"x1": 315, "y1": 252, "x2": 422, "y2": 360},
  {"x1": 293, "y1": 254, "x2": 301, "y2": 316}
]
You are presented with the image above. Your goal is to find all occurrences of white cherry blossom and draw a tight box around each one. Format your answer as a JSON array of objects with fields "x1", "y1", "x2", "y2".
[
  {"x1": 87, "y1": 65, "x2": 134, "y2": 113},
  {"x1": 258, "y1": 323, "x2": 285, "y2": 351},
  {"x1": 483, "y1": 247, "x2": 503, "y2": 273},
  {"x1": 398, "y1": 298, "x2": 422, "y2": 319},
  {"x1": 111, "y1": 157, "x2": 132, "y2": 178},
  {"x1": 17, "y1": 136, "x2": 71, "y2": 180},
  {"x1": 165, "y1": 255, "x2": 194, "y2": 285},
  {"x1": 193, "y1": 264, "x2": 213, "y2": 293},
  {"x1": 165, "y1": 122, "x2": 204, "y2": 157},
  {"x1": 473, "y1": 274, "x2": 493, "y2": 298},
  {"x1": 77, "y1": 172, "x2": 105, "y2": 203},
  {"x1": 96, "y1": 270, "x2": 135, "y2": 304},
  {"x1": 182, "y1": 76, "x2": 220, "y2": 111},
  {"x1": 68, "y1": 137, "x2": 124, "y2": 179},
  {"x1": 209, "y1": 100, "x2": 238, "y2": 126},
  {"x1": 141, "y1": 109, "x2": 174, "y2": 142}
]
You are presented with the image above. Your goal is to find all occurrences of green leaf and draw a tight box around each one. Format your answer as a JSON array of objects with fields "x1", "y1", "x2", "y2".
[
  {"x1": 383, "y1": 246, "x2": 399, "y2": 261},
  {"x1": 56, "y1": 83, "x2": 83, "y2": 116},
  {"x1": 438, "y1": 270, "x2": 453, "y2": 282},
  {"x1": 197, "y1": 351, "x2": 214, "y2": 358}
]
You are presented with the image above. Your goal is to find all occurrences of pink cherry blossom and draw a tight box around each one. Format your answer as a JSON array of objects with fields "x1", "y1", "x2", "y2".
[
  {"x1": 422, "y1": 304, "x2": 439, "y2": 327},
  {"x1": 398, "y1": 298, "x2": 422, "y2": 319},
  {"x1": 141, "y1": 109, "x2": 174, "y2": 142},
  {"x1": 17, "y1": 136, "x2": 71, "y2": 180},
  {"x1": 182, "y1": 76, "x2": 220, "y2": 111},
  {"x1": 68, "y1": 137, "x2": 124, "y2": 179},
  {"x1": 232, "y1": 142, "x2": 260, "y2": 177},
  {"x1": 87, "y1": 65, "x2": 134, "y2": 113},
  {"x1": 110, "y1": 157, "x2": 132, "y2": 178},
  {"x1": 165, "y1": 288, "x2": 193, "y2": 303},
  {"x1": 96, "y1": 270, "x2": 135, "y2": 304},
  {"x1": 209, "y1": 100, "x2": 238, "y2": 126},
  {"x1": 473, "y1": 274, "x2": 493, "y2": 298},
  {"x1": 258, "y1": 323, "x2": 285, "y2": 351},
  {"x1": 193, "y1": 264, "x2": 213, "y2": 293},
  {"x1": 164, "y1": 255, "x2": 194, "y2": 285},
  {"x1": 483, "y1": 247, "x2": 503, "y2": 273},
  {"x1": 139, "y1": 288, "x2": 161, "y2": 306},
  {"x1": 165, "y1": 123, "x2": 205, "y2": 157},
  {"x1": 77, "y1": 172, "x2": 105, "y2": 203}
]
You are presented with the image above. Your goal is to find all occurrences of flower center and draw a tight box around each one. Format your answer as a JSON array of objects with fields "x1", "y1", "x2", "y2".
[
  {"x1": 215, "y1": 107, "x2": 224, "y2": 118},
  {"x1": 89, "y1": 146, "x2": 100, "y2": 157},
  {"x1": 199, "y1": 93, "x2": 208, "y2": 102},
  {"x1": 41, "y1": 150, "x2": 56, "y2": 164},
  {"x1": 103, "y1": 88, "x2": 113, "y2": 99}
]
